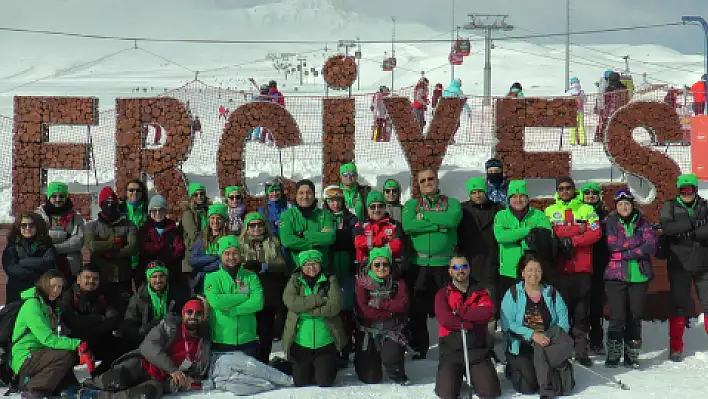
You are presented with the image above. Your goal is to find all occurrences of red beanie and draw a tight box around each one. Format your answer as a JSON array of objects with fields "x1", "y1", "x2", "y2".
[
  {"x1": 182, "y1": 299, "x2": 205, "y2": 316},
  {"x1": 98, "y1": 186, "x2": 118, "y2": 205}
]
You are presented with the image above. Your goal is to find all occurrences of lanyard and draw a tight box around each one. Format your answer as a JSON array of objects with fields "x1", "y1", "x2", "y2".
[
  {"x1": 182, "y1": 328, "x2": 204, "y2": 363},
  {"x1": 421, "y1": 196, "x2": 442, "y2": 212}
]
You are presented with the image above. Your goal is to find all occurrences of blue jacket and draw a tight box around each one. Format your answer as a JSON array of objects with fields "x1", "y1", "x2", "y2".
[
  {"x1": 487, "y1": 179, "x2": 509, "y2": 205},
  {"x1": 500, "y1": 282, "x2": 569, "y2": 355},
  {"x1": 442, "y1": 79, "x2": 471, "y2": 111},
  {"x1": 258, "y1": 199, "x2": 294, "y2": 236},
  {"x1": 189, "y1": 233, "x2": 221, "y2": 273}
]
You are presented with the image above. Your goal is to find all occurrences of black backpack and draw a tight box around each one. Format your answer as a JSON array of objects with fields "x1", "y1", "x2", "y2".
[{"x1": 0, "y1": 299, "x2": 30, "y2": 388}]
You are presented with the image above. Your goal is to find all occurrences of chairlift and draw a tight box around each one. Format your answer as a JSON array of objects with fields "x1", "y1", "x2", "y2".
[
  {"x1": 310, "y1": 67, "x2": 316, "y2": 73},
  {"x1": 454, "y1": 38, "x2": 471, "y2": 56},
  {"x1": 355, "y1": 50, "x2": 362, "y2": 60},
  {"x1": 449, "y1": 50, "x2": 463, "y2": 66},
  {"x1": 297, "y1": 65, "x2": 302, "y2": 71}
]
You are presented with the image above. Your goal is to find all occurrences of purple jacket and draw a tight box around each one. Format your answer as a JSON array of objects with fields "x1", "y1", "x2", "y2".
[{"x1": 604, "y1": 212, "x2": 657, "y2": 281}]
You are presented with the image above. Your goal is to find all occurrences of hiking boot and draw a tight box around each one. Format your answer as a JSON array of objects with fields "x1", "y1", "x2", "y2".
[
  {"x1": 605, "y1": 339, "x2": 622, "y2": 368},
  {"x1": 669, "y1": 350, "x2": 683, "y2": 362},
  {"x1": 623, "y1": 340, "x2": 641, "y2": 369},
  {"x1": 575, "y1": 354, "x2": 593, "y2": 367},
  {"x1": 589, "y1": 343, "x2": 606, "y2": 356},
  {"x1": 411, "y1": 353, "x2": 426, "y2": 360}
]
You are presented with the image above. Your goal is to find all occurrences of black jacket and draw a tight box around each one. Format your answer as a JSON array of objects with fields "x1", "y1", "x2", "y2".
[
  {"x1": 2, "y1": 233, "x2": 57, "y2": 303},
  {"x1": 457, "y1": 200, "x2": 503, "y2": 286},
  {"x1": 119, "y1": 283, "x2": 190, "y2": 344},
  {"x1": 590, "y1": 202, "x2": 609, "y2": 278},
  {"x1": 58, "y1": 284, "x2": 122, "y2": 341},
  {"x1": 659, "y1": 197, "x2": 708, "y2": 272}
]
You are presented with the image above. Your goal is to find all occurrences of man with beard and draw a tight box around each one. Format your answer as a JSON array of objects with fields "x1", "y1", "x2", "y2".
[
  {"x1": 485, "y1": 159, "x2": 508, "y2": 205},
  {"x1": 36, "y1": 181, "x2": 85, "y2": 280},
  {"x1": 84, "y1": 186, "x2": 138, "y2": 311},
  {"x1": 79, "y1": 299, "x2": 212, "y2": 399},
  {"x1": 59, "y1": 263, "x2": 123, "y2": 377}
]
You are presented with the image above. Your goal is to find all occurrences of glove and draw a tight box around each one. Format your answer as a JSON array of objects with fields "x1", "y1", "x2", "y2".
[
  {"x1": 237, "y1": 284, "x2": 250, "y2": 295},
  {"x1": 114, "y1": 236, "x2": 126, "y2": 248},
  {"x1": 610, "y1": 252, "x2": 622, "y2": 261},
  {"x1": 557, "y1": 237, "x2": 574, "y2": 259},
  {"x1": 78, "y1": 341, "x2": 95, "y2": 374}
]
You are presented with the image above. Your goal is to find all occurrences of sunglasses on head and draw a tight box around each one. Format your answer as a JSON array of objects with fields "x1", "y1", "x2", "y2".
[
  {"x1": 369, "y1": 203, "x2": 385, "y2": 210},
  {"x1": 147, "y1": 261, "x2": 165, "y2": 269},
  {"x1": 341, "y1": 172, "x2": 356, "y2": 178},
  {"x1": 127, "y1": 188, "x2": 142, "y2": 193},
  {"x1": 419, "y1": 177, "x2": 435, "y2": 183},
  {"x1": 583, "y1": 190, "x2": 600, "y2": 196},
  {"x1": 450, "y1": 263, "x2": 469, "y2": 271},
  {"x1": 371, "y1": 261, "x2": 391, "y2": 268}
]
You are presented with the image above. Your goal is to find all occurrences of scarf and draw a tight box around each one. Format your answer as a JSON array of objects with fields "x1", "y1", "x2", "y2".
[
  {"x1": 147, "y1": 286, "x2": 169, "y2": 320},
  {"x1": 205, "y1": 234, "x2": 221, "y2": 255}
]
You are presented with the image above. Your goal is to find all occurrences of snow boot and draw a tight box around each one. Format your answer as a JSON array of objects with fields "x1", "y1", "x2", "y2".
[
  {"x1": 588, "y1": 343, "x2": 606, "y2": 356},
  {"x1": 623, "y1": 340, "x2": 641, "y2": 369},
  {"x1": 669, "y1": 316, "x2": 686, "y2": 362},
  {"x1": 574, "y1": 352, "x2": 593, "y2": 368},
  {"x1": 604, "y1": 339, "x2": 622, "y2": 368}
]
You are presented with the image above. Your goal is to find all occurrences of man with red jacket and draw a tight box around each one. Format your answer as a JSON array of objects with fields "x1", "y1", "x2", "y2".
[
  {"x1": 268, "y1": 80, "x2": 285, "y2": 107},
  {"x1": 544, "y1": 176, "x2": 602, "y2": 366},
  {"x1": 353, "y1": 191, "x2": 404, "y2": 269},
  {"x1": 434, "y1": 256, "x2": 500, "y2": 399}
]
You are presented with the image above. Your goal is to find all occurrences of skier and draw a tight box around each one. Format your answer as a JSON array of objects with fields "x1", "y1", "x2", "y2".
[
  {"x1": 371, "y1": 86, "x2": 391, "y2": 142},
  {"x1": 268, "y1": 80, "x2": 285, "y2": 107},
  {"x1": 412, "y1": 77, "x2": 430, "y2": 132},
  {"x1": 246, "y1": 84, "x2": 275, "y2": 146},
  {"x1": 567, "y1": 77, "x2": 587, "y2": 145},
  {"x1": 691, "y1": 74, "x2": 707, "y2": 115},
  {"x1": 431, "y1": 83, "x2": 444, "y2": 113}
]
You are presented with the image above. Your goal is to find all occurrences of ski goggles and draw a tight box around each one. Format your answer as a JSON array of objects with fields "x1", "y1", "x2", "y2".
[
  {"x1": 582, "y1": 189, "x2": 600, "y2": 196},
  {"x1": 450, "y1": 263, "x2": 469, "y2": 271},
  {"x1": 323, "y1": 186, "x2": 344, "y2": 198},
  {"x1": 679, "y1": 186, "x2": 697, "y2": 195},
  {"x1": 614, "y1": 189, "x2": 634, "y2": 202},
  {"x1": 341, "y1": 172, "x2": 357, "y2": 178}
]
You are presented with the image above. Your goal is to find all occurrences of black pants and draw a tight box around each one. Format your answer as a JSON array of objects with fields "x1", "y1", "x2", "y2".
[
  {"x1": 496, "y1": 276, "x2": 518, "y2": 319},
  {"x1": 605, "y1": 280, "x2": 648, "y2": 342},
  {"x1": 256, "y1": 308, "x2": 276, "y2": 363},
  {"x1": 90, "y1": 358, "x2": 164, "y2": 399},
  {"x1": 505, "y1": 346, "x2": 538, "y2": 394},
  {"x1": 89, "y1": 334, "x2": 132, "y2": 377},
  {"x1": 588, "y1": 269, "x2": 606, "y2": 347},
  {"x1": 435, "y1": 358, "x2": 501, "y2": 399},
  {"x1": 289, "y1": 343, "x2": 338, "y2": 387},
  {"x1": 404, "y1": 265, "x2": 448, "y2": 357},
  {"x1": 353, "y1": 331, "x2": 406, "y2": 383},
  {"x1": 555, "y1": 273, "x2": 591, "y2": 356},
  {"x1": 668, "y1": 267, "x2": 708, "y2": 317}
]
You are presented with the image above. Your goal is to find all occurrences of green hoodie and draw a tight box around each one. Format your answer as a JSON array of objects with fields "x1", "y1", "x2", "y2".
[
  {"x1": 402, "y1": 193, "x2": 463, "y2": 266},
  {"x1": 204, "y1": 266, "x2": 264, "y2": 346},
  {"x1": 494, "y1": 206, "x2": 552, "y2": 278},
  {"x1": 279, "y1": 207, "x2": 336, "y2": 273},
  {"x1": 11, "y1": 287, "x2": 81, "y2": 374}
]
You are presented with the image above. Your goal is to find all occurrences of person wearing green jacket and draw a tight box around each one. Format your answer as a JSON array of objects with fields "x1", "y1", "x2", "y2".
[
  {"x1": 282, "y1": 249, "x2": 346, "y2": 387},
  {"x1": 279, "y1": 179, "x2": 336, "y2": 273},
  {"x1": 204, "y1": 235, "x2": 264, "y2": 356},
  {"x1": 493, "y1": 180, "x2": 552, "y2": 309},
  {"x1": 11, "y1": 269, "x2": 86, "y2": 398},
  {"x1": 401, "y1": 168, "x2": 462, "y2": 359},
  {"x1": 339, "y1": 163, "x2": 371, "y2": 221},
  {"x1": 120, "y1": 179, "x2": 149, "y2": 288}
]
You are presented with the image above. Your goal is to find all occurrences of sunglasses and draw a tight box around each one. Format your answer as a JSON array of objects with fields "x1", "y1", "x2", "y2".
[
  {"x1": 384, "y1": 189, "x2": 398, "y2": 194},
  {"x1": 341, "y1": 172, "x2": 357, "y2": 178},
  {"x1": 369, "y1": 203, "x2": 385, "y2": 210},
  {"x1": 49, "y1": 194, "x2": 65, "y2": 200},
  {"x1": 248, "y1": 222, "x2": 265, "y2": 228},
  {"x1": 228, "y1": 195, "x2": 242, "y2": 200},
  {"x1": 183, "y1": 309, "x2": 204, "y2": 318},
  {"x1": 583, "y1": 190, "x2": 600, "y2": 196},
  {"x1": 679, "y1": 186, "x2": 696, "y2": 195},
  {"x1": 450, "y1": 263, "x2": 469, "y2": 271},
  {"x1": 302, "y1": 262, "x2": 320, "y2": 268},
  {"x1": 371, "y1": 261, "x2": 391, "y2": 268},
  {"x1": 193, "y1": 192, "x2": 206, "y2": 197},
  {"x1": 20, "y1": 223, "x2": 35, "y2": 229},
  {"x1": 557, "y1": 185, "x2": 575, "y2": 192},
  {"x1": 419, "y1": 177, "x2": 435, "y2": 183},
  {"x1": 127, "y1": 188, "x2": 142, "y2": 193}
]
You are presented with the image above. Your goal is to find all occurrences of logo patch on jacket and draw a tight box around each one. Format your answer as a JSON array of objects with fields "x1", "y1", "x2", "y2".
[
  {"x1": 384, "y1": 228, "x2": 394, "y2": 236},
  {"x1": 590, "y1": 221, "x2": 600, "y2": 230},
  {"x1": 553, "y1": 212, "x2": 563, "y2": 220}
]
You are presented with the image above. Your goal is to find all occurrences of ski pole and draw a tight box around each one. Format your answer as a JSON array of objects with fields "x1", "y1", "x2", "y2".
[
  {"x1": 460, "y1": 325, "x2": 474, "y2": 399},
  {"x1": 572, "y1": 359, "x2": 630, "y2": 390}
]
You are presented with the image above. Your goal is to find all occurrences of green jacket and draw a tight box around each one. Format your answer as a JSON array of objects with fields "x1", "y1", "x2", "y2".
[
  {"x1": 204, "y1": 267, "x2": 264, "y2": 346},
  {"x1": 340, "y1": 183, "x2": 370, "y2": 221},
  {"x1": 402, "y1": 194, "x2": 462, "y2": 266},
  {"x1": 11, "y1": 288, "x2": 81, "y2": 373},
  {"x1": 279, "y1": 207, "x2": 336, "y2": 273},
  {"x1": 282, "y1": 273, "x2": 346, "y2": 355},
  {"x1": 125, "y1": 202, "x2": 147, "y2": 269},
  {"x1": 494, "y1": 207, "x2": 552, "y2": 278}
]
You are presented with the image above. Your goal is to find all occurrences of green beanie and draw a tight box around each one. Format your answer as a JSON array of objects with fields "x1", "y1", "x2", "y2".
[
  {"x1": 243, "y1": 212, "x2": 265, "y2": 226},
  {"x1": 507, "y1": 180, "x2": 529, "y2": 197},
  {"x1": 298, "y1": 249, "x2": 323, "y2": 268},
  {"x1": 383, "y1": 179, "x2": 400, "y2": 190},
  {"x1": 188, "y1": 182, "x2": 206, "y2": 198},
  {"x1": 217, "y1": 235, "x2": 240, "y2": 256},
  {"x1": 581, "y1": 182, "x2": 602, "y2": 193},
  {"x1": 145, "y1": 262, "x2": 169, "y2": 279},
  {"x1": 340, "y1": 163, "x2": 357, "y2": 175},
  {"x1": 47, "y1": 182, "x2": 69, "y2": 198},
  {"x1": 266, "y1": 185, "x2": 281, "y2": 194},
  {"x1": 465, "y1": 177, "x2": 487, "y2": 196},
  {"x1": 677, "y1": 174, "x2": 699, "y2": 188},
  {"x1": 208, "y1": 203, "x2": 228, "y2": 220},
  {"x1": 366, "y1": 190, "x2": 386, "y2": 207},
  {"x1": 369, "y1": 246, "x2": 393, "y2": 264},
  {"x1": 225, "y1": 186, "x2": 244, "y2": 197}
]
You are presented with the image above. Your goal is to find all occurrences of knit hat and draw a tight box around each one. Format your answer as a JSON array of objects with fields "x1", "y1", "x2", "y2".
[
  {"x1": 369, "y1": 246, "x2": 392, "y2": 265},
  {"x1": 383, "y1": 179, "x2": 400, "y2": 190},
  {"x1": 98, "y1": 186, "x2": 118, "y2": 205},
  {"x1": 47, "y1": 182, "x2": 69, "y2": 198},
  {"x1": 465, "y1": 177, "x2": 487, "y2": 195},
  {"x1": 366, "y1": 190, "x2": 386, "y2": 207},
  {"x1": 340, "y1": 163, "x2": 357, "y2": 175},
  {"x1": 614, "y1": 189, "x2": 634, "y2": 204},
  {"x1": 570, "y1": 77, "x2": 580, "y2": 85},
  {"x1": 217, "y1": 235, "x2": 240, "y2": 256},
  {"x1": 677, "y1": 173, "x2": 699, "y2": 189},
  {"x1": 581, "y1": 182, "x2": 601, "y2": 193},
  {"x1": 182, "y1": 299, "x2": 205, "y2": 317},
  {"x1": 298, "y1": 249, "x2": 323, "y2": 268},
  {"x1": 208, "y1": 203, "x2": 228, "y2": 220},
  {"x1": 507, "y1": 180, "x2": 529, "y2": 197},
  {"x1": 225, "y1": 186, "x2": 244, "y2": 197},
  {"x1": 243, "y1": 212, "x2": 265, "y2": 226},
  {"x1": 148, "y1": 195, "x2": 168, "y2": 210},
  {"x1": 145, "y1": 260, "x2": 169, "y2": 279},
  {"x1": 188, "y1": 182, "x2": 206, "y2": 198},
  {"x1": 485, "y1": 158, "x2": 503, "y2": 170},
  {"x1": 266, "y1": 184, "x2": 281, "y2": 194},
  {"x1": 556, "y1": 176, "x2": 575, "y2": 189}
]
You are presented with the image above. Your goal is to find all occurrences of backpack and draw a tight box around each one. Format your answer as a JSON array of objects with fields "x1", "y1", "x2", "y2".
[
  {"x1": 510, "y1": 284, "x2": 557, "y2": 307},
  {"x1": 0, "y1": 299, "x2": 31, "y2": 388}
]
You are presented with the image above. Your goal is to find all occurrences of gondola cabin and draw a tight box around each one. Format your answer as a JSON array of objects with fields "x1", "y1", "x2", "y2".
[
  {"x1": 449, "y1": 51, "x2": 463, "y2": 66},
  {"x1": 454, "y1": 38, "x2": 471, "y2": 56},
  {"x1": 382, "y1": 57, "x2": 396, "y2": 72}
]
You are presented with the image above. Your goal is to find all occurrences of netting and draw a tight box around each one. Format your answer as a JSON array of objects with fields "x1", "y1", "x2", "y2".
[{"x1": 0, "y1": 81, "x2": 699, "y2": 200}]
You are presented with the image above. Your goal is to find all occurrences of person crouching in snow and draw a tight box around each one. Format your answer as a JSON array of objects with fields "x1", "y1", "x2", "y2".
[
  {"x1": 80, "y1": 299, "x2": 211, "y2": 399},
  {"x1": 434, "y1": 256, "x2": 501, "y2": 399},
  {"x1": 354, "y1": 246, "x2": 411, "y2": 385},
  {"x1": 659, "y1": 173, "x2": 708, "y2": 362},
  {"x1": 604, "y1": 189, "x2": 657, "y2": 369},
  {"x1": 282, "y1": 249, "x2": 346, "y2": 387},
  {"x1": 567, "y1": 77, "x2": 587, "y2": 145},
  {"x1": 500, "y1": 253, "x2": 574, "y2": 397}
]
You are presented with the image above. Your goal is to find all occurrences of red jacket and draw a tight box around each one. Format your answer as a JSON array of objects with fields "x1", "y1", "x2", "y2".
[
  {"x1": 355, "y1": 274, "x2": 409, "y2": 327},
  {"x1": 268, "y1": 88, "x2": 285, "y2": 107},
  {"x1": 138, "y1": 219, "x2": 185, "y2": 277},
  {"x1": 353, "y1": 217, "x2": 403, "y2": 265},
  {"x1": 435, "y1": 283, "x2": 494, "y2": 338},
  {"x1": 546, "y1": 195, "x2": 602, "y2": 273}
]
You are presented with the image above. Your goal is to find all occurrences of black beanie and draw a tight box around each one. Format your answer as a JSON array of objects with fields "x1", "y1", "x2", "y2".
[{"x1": 556, "y1": 176, "x2": 575, "y2": 188}]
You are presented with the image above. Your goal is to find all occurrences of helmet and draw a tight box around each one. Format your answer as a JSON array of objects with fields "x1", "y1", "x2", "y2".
[
  {"x1": 323, "y1": 185, "x2": 343, "y2": 200},
  {"x1": 570, "y1": 77, "x2": 580, "y2": 84},
  {"x1": 614, "y1": 189, "x2": 634, "y2": 202}
]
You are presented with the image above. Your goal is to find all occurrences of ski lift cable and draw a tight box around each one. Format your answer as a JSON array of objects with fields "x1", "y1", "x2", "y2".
[
  {"x1": 0, "y1": 22, "x2": 685, "y2": 45},
  {"x1": 133, "y1": 45, "x2": 197, "y2": 73},
  {"x1": 200, "y1": 48, "x2": 323, "y2": 73}
]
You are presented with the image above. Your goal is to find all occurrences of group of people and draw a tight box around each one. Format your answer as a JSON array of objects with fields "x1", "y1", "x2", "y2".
[{"x1": 2, "y1": 156, "x2": 708, "y2": 399}]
